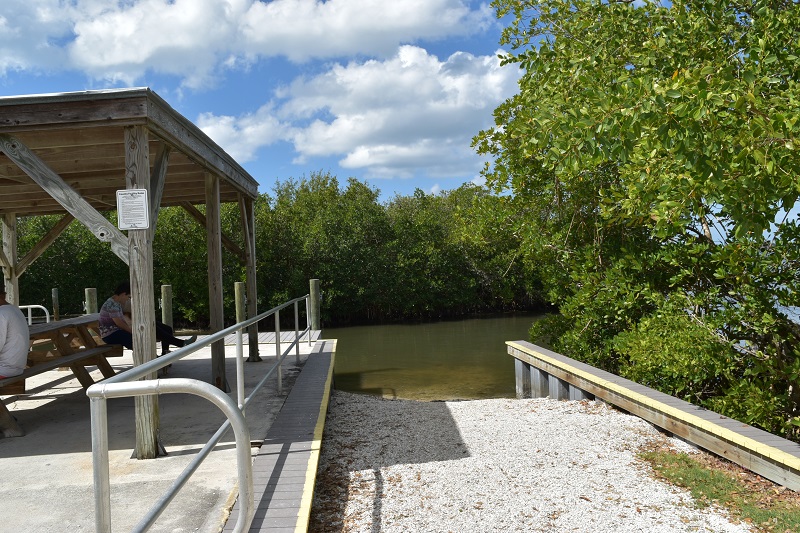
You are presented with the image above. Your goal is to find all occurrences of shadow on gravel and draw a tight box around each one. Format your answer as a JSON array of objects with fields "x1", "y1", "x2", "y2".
[{"x1": 310, "y1": 391, "x2": 468, "y2": 532}]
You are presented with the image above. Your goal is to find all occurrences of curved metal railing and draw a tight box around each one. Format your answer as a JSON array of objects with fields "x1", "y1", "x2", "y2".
[
  {"x1": 87, "y1": 294, "x2": 312, "y2": 532},
  {"x1": 19, "y1": 304, "x2": 50, "y2": 324}
]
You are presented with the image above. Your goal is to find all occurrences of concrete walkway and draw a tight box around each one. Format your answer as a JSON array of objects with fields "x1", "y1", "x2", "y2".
[{"x1": 0, "y1": 336, "x2": 321, "y2": 533}]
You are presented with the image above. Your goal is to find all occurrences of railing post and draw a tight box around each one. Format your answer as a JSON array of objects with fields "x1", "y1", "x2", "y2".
[
  {"x1": 275, "y1": 310, "x2": 282, "y2": 394},
  {"x1": 236, "y1": 327, "x2": 245, "y2": 414},
  {"x1": 90, "y1": 397, "x2": 112, "y2": 533},
  {"x1": 52, "y1": 288, "x2": 60, "y2": 321},
  {"x1": 85, "y1": 287, "x2": 98, "y2": 314},
  {"x1": 305, "y1": 297, "x2": 311, "y2": 346},
  {"x1": 294, "y1": 300, "x2": 300, "y2": 364},
  {"x1": 309, "y1": 279, "x2": 320, "y2": 332},
  {"x1": 161, "y1": 285, "x2": 173, "y2": 329}
]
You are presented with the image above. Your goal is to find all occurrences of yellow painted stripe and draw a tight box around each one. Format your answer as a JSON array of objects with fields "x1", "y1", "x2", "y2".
[
  {"x1": 507, "y1": 340, "x2": 800, "y2": 471},
  {"x1": 295, "y1": 339, "x2": 337, "y2": 533}
]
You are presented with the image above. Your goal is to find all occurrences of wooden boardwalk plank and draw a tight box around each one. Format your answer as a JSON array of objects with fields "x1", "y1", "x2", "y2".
[
  {"x1": 223, "y1": 339, "x2": 336, "y2": 533},
  {"x1": 508, "y1": 340, "x2": 800, "y2": 491}
]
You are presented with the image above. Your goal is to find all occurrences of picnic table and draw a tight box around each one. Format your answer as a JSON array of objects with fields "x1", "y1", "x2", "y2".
[{"x1": 0, "y1": 313, "x2": 123, "y2": 437}]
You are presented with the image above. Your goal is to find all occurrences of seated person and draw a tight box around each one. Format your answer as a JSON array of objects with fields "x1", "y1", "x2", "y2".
[
  {"x1": 0, "y1": 286, "x2": 29, "y2": 379},
  {"x1": 99, "y1": 281, "x2": 133, "y2": 349},
  {"x1": 122, "y1": 299, "x2": 196, "y2": 356}
]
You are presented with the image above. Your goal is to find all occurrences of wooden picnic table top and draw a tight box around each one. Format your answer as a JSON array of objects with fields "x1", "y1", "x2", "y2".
[{"x1": 28, "y1": 313, "x2": 101, "y2": 337}]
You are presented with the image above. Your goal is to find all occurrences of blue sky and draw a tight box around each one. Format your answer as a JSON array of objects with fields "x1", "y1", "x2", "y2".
[{"x1": 0, "y1": 0, "x2": 521, "y2": 202}]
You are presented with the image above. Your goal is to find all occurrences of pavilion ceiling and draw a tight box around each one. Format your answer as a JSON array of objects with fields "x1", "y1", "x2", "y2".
[{"x1": 0, "y1": 88, "x2": 259, "y2": 218}]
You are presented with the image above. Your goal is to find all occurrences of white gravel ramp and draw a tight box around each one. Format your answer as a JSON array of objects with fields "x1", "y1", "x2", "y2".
[{"x1": 310, "y1": 391, "x2": 752, "y2": 533}]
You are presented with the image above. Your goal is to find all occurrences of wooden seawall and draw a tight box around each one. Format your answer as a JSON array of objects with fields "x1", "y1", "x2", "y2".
[{"x1": 509, "y1": 340, "x2": 800, "y2": 492}]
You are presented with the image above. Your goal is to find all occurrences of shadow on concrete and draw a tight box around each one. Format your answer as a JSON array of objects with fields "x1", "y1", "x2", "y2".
[
  {"x1": 0, "y1": 347, "x2": 299, "y2": 459},
  {"x1": 0, "y1": 341, "x2": 318, "y2": 533}
]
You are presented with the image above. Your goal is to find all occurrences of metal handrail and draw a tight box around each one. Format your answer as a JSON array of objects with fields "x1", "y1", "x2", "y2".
[
  {"x1": 19, "y1": 304, "x2": 50, "y2": 324},
  {"x1": 87, "y1": 294, "x2": 311, "y2": 533}
]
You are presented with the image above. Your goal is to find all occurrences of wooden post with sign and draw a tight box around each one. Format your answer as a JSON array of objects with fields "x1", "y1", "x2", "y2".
[{"x1": 124, "y1": 125, "x2": 161, "y2": 460}]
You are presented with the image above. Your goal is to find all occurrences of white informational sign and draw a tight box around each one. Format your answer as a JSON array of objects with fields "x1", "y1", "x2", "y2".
[{"x1": 116, "y1": 189, "x2": 150, "y2": 230}]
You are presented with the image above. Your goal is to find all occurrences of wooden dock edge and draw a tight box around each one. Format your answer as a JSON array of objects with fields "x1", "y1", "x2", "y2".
[
  {"x1": 508, "y1": 340, "x2": 800, "y2": 491},
  {"x1": 221, "y1": 339, "x2": 336, "y2": 533},
  {"x1": 294, "y1": 340, "x2": 336, "y2": 532}
]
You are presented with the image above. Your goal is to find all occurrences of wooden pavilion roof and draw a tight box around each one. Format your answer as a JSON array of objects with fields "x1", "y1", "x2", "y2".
[{"x1": 0, "y1": 87, "x2": 259, "y2": 217}]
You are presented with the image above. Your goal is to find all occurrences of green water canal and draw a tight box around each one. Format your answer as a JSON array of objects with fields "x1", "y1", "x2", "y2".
[{"x1": 324, "y1": 314, "x2": 540, "y2": 401}]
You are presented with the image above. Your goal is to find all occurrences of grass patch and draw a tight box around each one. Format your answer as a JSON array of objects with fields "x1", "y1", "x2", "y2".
[{"x1": 639, "y1": 443, "x2": 800, "y2": 533}]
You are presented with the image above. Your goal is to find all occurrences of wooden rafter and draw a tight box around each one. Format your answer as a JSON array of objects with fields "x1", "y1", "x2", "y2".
[
  {"x1": 179, "y1": 201, "x2": 246, "y2": 262},
  {"x1": 0, "y1": 133, "x2": 130, "y2": 264},
  {"x1": 149, "y1": 143, "x2": 171, "y2": 228}
]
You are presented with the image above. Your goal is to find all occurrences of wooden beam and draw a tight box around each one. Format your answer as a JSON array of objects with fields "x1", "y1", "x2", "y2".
[
  {"x1": 1, "y1": 214, "x2": 18, "y2": 304},
  {"x1": 0, "y1": 96, "x2": 146, "y2": 131},
  {"x1": 16, "y1": 213, "x2": 74, "y2": 276},
  {"x1": 0, "y1": 133, "x2": 129, "y2": 264},
  {"x1": 0, "y1": 243, "x2": 9, "y2": 270},
  {"x1": 147, "y1": 96, "x2": 258, "y2": 198},
  {"x1": 206, "y1": 172, "x2": 229, "y2": 392},
  {"x1": 125, "y1": 125, "x2": 162, "y2": 460},
  {"x1": 0, "y1": 159, "x2": 200, "y2": 185},
  {"x1": 149, "y1": 143, "x2": 171, "y2": 229},
  {"x1": 179, "y1": 201, "x2": 246, "y2": 262},
  {"x1": 2, "y1": 126, "x2": 124, "y2": 150}
]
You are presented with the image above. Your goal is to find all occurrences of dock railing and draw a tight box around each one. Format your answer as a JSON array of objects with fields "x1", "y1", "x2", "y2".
[{"x1": 87, "y1": 294, "x2": 313, "y2": 533}]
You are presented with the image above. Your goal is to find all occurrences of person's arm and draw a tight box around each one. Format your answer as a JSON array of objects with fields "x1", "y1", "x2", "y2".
[{"x1": 112, "y1": 316, "x2": 132, "y2": 333}]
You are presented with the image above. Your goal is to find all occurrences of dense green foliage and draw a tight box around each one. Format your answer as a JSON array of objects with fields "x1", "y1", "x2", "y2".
[
  {"x1": 12, "y1": 0, "x2": 800, "y2": 445},
  {"x1": 16, "y1": 172, "x2": 543, "y2": 329},
  {"x1": 475, "y1": 0, "x2": 800, "y2": 439}
]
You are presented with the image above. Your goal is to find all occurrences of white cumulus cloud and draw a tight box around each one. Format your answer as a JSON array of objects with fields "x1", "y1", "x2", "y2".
[
  {"x1": 0, "y1": 0, "x2": 494, "y2": 88},
  {"x1": 240, "y1": 0, "x2": 493, "y2": 62},
  {"x1": 198, "y1": 45, "x2": 521, "y2": 179}
]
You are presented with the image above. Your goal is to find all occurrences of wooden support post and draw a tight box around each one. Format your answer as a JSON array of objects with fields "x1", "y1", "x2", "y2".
[
  {"x1": 548, "y1": 374, "x2": 570, "y2": 400},
  {"x1": 309, "y1": 279, "x2": 321, "y2": 331},
  {"x1": 84, "y1": 288, "x2": 98, "y2": 314},
  {"x1": 125, "y1": 125, "x2": 161, "y2": 460},
  {"x1": 239, "y1": 196, "x2": 260, "y2": 362},
  {"x1": 2, "y1": 214, "x2": 19, "y2": 304},
  {"x1": 52, "y1": 288, "x2": 60, "y2": 321},
  {"x1": 205, "y1": 173, "x2": 228, "y2": 392},
  {"x1": 515, "y1": 359, "x2": 531, "y2": 399},
  {"x1": 161, "y1": 285, "x2": 173, "y2": 329},
  {"x1": 531, "y1": 366, "x2": 549, "y2": 398}
]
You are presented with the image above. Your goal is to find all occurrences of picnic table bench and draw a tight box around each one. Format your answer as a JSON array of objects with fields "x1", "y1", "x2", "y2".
[{"x1": 0, "y1": 313, "x2": 123, "y2": 437}]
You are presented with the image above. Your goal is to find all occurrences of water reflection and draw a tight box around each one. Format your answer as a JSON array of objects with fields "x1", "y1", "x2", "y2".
[{"x1": 324, "y1": 314, "x2": 540, "y2": 401}]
